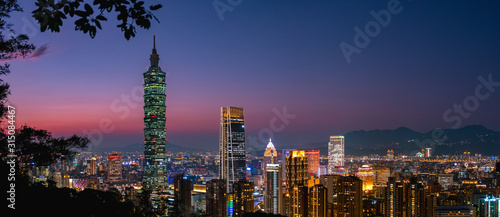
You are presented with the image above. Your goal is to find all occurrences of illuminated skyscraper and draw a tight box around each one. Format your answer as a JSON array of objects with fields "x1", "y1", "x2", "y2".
[
  {"x1": 286, "y1": 150, "x2": 309, "y2": 217},
  {"x1": 328, "y1": 135, "x2": 344, "y2": 173},
  {"x1": 107, "y1": 153, "x2": 122, "y2": 183},
  {"x1": 263, "y1": 139, "x2": 278, "y2": 183},
  {"x1": 281, "y1": 149, "x2": 296, "y2": 183},
  {"x1": 219, "y1": 107, "x2": 246, "y2": 193},
  {"x1": 143, "y1": 36, "x2": 167, "y2": 192},
  {"x1": 265, "y1": 164, "x2": 283, "y2": 215}
]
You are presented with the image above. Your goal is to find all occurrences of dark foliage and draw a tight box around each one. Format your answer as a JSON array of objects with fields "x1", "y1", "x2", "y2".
[
  {"x1": 32, "y1": 0, "x2": 163, "y2": 39},
  {"x1": 0, "y1": 125, "x2": 90, "y2": 173}
]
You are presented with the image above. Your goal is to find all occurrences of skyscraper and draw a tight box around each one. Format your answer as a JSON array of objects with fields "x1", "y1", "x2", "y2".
[
  {"x1": 207, "y1": 179, "x2": 228, "y2": 217},
  {"x1": 384, "y1": 177, "x2": 430, "y2": 217},
  {"x1": 336, "y1": 175, "x2": 363, "y2": 217},
  {"x1": 286, "y1": 150, "x2": 309, "y2": 217},
  {"x1": 328, "y1": 135, "x2": 344, "y2": 173},
  {"x1": 107, "y1": 153, "x2": 122, "y2": 183},
  {"x1": 174, "y1": 174, "x2": 192, "y2": 216},
  {"x1": 263, "y1": 139, "x2": 278, "y2": 183},
  {"x1": 281, "y1": 149, "x2": 296, "y2": 184},
  {"x1": 320, "y1": 175, "x2": 362, "y2": 217},
  {"x1": 233, "y1": 180, "x2": 255, "y2": 217},
  {"x1": 308, "y1": 184, "x2": 327, "y2": 217},
  {"x1": 265, "y1": 164, "x2": 283, "y2": 215},
  {"x1": 143, "y1": 36, "x2": 167, "y2": 192},
  {"x1": 219, "y1": 107, "x2": 246, "y2": 193}
]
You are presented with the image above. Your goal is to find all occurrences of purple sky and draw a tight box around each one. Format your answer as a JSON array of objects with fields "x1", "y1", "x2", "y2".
[{"x1": 5, "y1": 1, "x2": 500, "y2": 151}]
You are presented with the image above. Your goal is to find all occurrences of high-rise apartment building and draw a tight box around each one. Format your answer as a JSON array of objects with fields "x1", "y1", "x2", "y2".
[
  {"x1": 328, "y1": 136, "x2": 344, "y2": 173},
  {"x1": 281, "y1": 149, "x2": 296, "y2": 184},
  {"x1": 174, "y1": 174, "x2": 192, "y2": 215},
  {"x1": 385, "y1": 177, "x2": 432, "y2": 217},
  {"x1": 219, "y1": 107, "x2": 246, "y2": 193},
  {"x1": 308, "y1": 184, "x2": 327, "y2": 217},
  {"x1": 207, "y1": 179, "x2": 228, "y2": 217},
  {"x1": 233, "y1": 180, "x2": 255, "y2": 217},
  {"x1": 320, "y1": 175, "x2": 363, "y2": 217},
  {"x1": 143, "y1": 36, "x2": 167, "y2": 192}
]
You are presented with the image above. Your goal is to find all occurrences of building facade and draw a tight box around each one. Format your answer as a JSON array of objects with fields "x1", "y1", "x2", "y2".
[
  {"x1": 328, "y1": 135, "x2": 345, "y2": 173},
  {"x1": 265, "y1": 164, "x2": 283, "y2": 215},
  {"x1": 219, "y1": 107, "x2": 246, "y2": 193},
  {"x1": 107, "y1": 153, "x2": 122, "y2": 183},
  {"x1": 207, "y1": 179, "x2": 228, "y2": 217},
  {"x1": 263, "y1": 139, "x2": 278, "y2": 183},
  {"x1": 143, "y1": 36, "x2": 167, "y2": 192},
  {"x1": 233, "y1": 180, "x2": 255, "y2": 217},
  {"x1": 305, "y1": 150, "x2": 320, "y2": 176},
  {"x1": 286, "y1": 150, "x2": 309, "y2": 217}
]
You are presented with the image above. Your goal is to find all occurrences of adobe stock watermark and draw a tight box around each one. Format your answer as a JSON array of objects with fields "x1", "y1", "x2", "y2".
[
  {"x1": 340, "y1": 0, "x2": 405, "y2": 64},
  {"x1": 246, "y1": 106, "x2": 296, "y2": 153},
  {"x1": 212, "y1": 0, "x2": 243, "y2": 21},
  {"x1": 412, "y1": 74, "x2": 500, "y2": 154}
]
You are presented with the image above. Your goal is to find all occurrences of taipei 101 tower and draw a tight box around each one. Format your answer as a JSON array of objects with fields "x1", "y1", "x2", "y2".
[{"x1": 142, "y1": 36, "x2": 167, "y2": 193}]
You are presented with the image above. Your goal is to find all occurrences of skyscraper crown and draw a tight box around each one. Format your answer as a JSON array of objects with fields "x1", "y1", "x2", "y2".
[{"x1": 150, "y1": 35, "x2": 160, "y2": 67}]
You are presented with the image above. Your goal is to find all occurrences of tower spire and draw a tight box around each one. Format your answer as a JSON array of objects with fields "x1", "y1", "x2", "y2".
[{"x1": 150, "y1": 35, "x2": 159, "y2": 67}]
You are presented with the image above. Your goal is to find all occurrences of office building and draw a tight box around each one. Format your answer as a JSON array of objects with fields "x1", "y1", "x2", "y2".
[
  {"x1": 107, "y1": 153, "x2": 122, "y2": 183},
  {"x1": 328, "y1": 135, "x2": 344, "y2": 173},
  {"x1": 219, "y1": 107, "x2": 246, "y2": 193},
  {"x1": 263, "y1": 139, "x2": 278, "y2": 183},
  {"x1": 143, "y1": 36, "x2": 167, "y2": 192}
]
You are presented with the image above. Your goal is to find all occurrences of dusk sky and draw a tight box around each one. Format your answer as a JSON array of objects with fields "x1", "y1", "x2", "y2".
[{"x1": 5, "y1": 0, "x2": 500, "y2": 151}]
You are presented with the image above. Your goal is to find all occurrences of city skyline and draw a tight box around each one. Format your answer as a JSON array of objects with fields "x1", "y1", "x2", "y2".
[
  {"x1": 5, "y1": 1, "x2": 500, "y2": 151},
  {"x1": 4, "y1": 1, "x2": 500, "y2": 217}
]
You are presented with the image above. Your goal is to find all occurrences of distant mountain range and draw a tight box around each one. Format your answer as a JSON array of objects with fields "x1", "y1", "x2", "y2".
[{"x1": 293, "y1": 125, "x2": 500, "y2": 156}]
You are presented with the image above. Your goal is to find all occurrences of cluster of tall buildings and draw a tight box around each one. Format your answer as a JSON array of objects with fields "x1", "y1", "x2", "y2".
[{"x1": 139, "y1": 38, "x2": 500, "y2": 217}]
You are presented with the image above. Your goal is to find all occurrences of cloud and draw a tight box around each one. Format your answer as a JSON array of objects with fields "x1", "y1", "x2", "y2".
[
  {"x1": 26, "y1": 44, "x2": 50, "y2": 60},
  {"x1": 0, "y1": 43, "x2": 50, "y2": 62}
]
